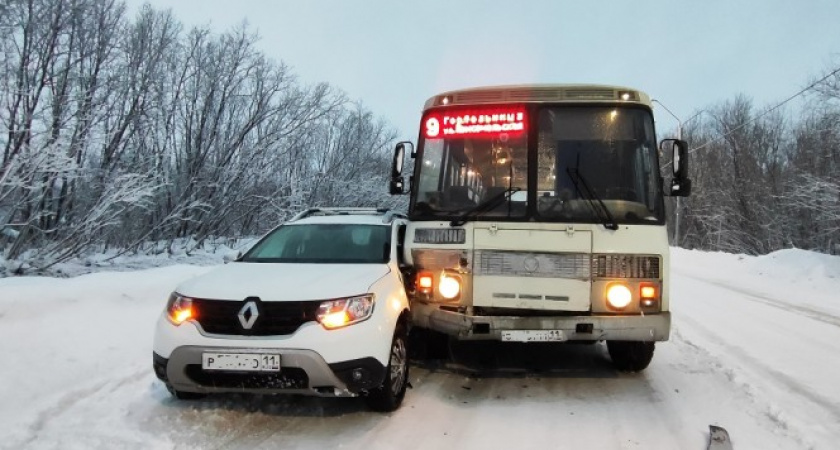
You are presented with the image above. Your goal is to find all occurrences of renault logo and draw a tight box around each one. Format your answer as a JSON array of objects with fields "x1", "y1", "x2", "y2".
[{"x1": 238, "y1": 301, "x2": 259, "y2": 329}]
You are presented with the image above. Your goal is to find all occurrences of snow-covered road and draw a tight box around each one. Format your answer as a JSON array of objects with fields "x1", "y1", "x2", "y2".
[{"x1": 1, "y1": 249, "x2": 838, "y2": 449}]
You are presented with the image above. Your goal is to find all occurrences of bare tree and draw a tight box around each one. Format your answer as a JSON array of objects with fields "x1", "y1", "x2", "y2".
[{"x1": 0, "y1": 1, "x2": 406, "y2": 273}]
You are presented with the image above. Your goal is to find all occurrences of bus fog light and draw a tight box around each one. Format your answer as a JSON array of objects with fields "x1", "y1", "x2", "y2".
[
  {"x1": 639, "y1": 283, "x2": 659, "y2": 309},
  {"x1": 438, "y1": 274, "x2": 461, "y2": 300},
  {"x1": 641, "y1": 298, "x2": 658, "y2": 308},
  {"x1": 416, "y1": 271, "x2": 434, "y2": 295},
  {"x1": 606, "y1": 284, "x2": 632, "y2": 309}
]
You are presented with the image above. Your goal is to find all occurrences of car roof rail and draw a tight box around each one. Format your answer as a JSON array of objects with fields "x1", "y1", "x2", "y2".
[{"x1": 289, "y1": 207, "x2": 406, "y2": 223}]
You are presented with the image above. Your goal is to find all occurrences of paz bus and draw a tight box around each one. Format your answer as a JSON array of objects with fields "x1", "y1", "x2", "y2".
[{"x1": 389, "y1": 84, "x2": 691, "y2": 371}]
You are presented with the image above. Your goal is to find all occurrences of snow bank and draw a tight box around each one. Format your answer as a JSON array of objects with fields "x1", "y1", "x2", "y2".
[
  {"x1": 747, "y1": 248, "x2": 840, "y2": 280},
  {"x1": 1, "y1": 237, "x2": 257, "y2": 279},
  {"x1": 672, "y1": 247, "x2": 840, "y2": 316}
]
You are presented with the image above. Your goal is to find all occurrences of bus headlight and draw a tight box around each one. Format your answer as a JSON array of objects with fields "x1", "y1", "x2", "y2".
[
  {"x1": 606, "y1": 283, "x2": 632, "y2": 310},
  {"x1": 438, "y1": 274, "x2": 461, "y2": 300}
]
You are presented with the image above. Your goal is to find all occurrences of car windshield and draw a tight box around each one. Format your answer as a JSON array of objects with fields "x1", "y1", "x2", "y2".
[{"x1": 241, "y1": 224, "x2": 391, "y2": 264}]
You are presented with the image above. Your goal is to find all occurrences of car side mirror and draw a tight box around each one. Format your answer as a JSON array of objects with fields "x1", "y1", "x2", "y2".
[
  {"x1": 660, "y1": 139, "x2": 692, "y2": 197},
  {"x1": 223, "y1": 250, "x2": 242, "y2": 263},
  {"x1": 390, "y1": 141, "x2": 413, "y2": 195}
]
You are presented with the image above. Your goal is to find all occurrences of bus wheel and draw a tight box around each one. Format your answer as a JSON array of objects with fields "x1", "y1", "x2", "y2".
[{"x1": 607, "y1": 340, "x2": 655, "y2": 372}]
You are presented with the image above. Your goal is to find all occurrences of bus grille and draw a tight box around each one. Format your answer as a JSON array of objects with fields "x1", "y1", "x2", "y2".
[
  {"x1": 473, "y1": 252, "x2": 661, "y2": 280},
  {"x1": 563, "y1": 88, "x2": 618, "y2": 100},
  {"x1": 591, "y1": 254, "x2": 661, "y2": 279},
  {"x1": 475, "y1": 251, "x2": 590, "y2": 279}
]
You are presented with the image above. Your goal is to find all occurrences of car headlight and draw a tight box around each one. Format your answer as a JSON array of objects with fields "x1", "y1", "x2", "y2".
[
  {"x1": 606, "y1": 283, "x2": 633, "y2": 310},
  {"x1": 166, "y1": 292, "x2": 195, "y2": 325},
  {"x1": 317, "y1": 294, "x2": 375, "y2": 329}
]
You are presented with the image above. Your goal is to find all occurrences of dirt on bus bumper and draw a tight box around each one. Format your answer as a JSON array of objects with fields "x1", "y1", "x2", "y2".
[{"x1": 411, "y1": 303, "x2": 670, "y2": 342}]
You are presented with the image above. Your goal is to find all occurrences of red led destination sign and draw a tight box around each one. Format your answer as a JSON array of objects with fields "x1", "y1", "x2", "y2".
[{"x1": 423, "y1": 107, "x2": 526, "y2": 139}]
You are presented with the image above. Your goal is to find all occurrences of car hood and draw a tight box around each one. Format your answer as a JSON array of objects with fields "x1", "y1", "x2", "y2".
[{"x1": 175, "y1": 262, "x2": 391, "y2": 301}]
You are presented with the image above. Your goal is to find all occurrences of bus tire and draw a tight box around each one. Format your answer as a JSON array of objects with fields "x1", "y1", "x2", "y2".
[{"x1": 607, "y1": 340, "x2": 655, "y2": 372}]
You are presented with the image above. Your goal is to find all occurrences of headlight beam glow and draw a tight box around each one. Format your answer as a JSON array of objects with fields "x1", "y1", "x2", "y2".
[{"x1": 606, "y1": 283, "x2": 633, "y2": 309}]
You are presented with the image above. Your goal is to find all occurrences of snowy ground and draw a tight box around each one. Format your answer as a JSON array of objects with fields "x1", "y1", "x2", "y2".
[
  {"x1": 1, "y1": 248, "x2": 839, "y2": 449},
  {"x1": 0, "y1": 237, "x2": 253, "y2": 278}
]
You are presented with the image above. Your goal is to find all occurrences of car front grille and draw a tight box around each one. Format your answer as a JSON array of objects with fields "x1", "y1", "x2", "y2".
[
  {"x1": 192, "y1": 299, "x2": 322, "y2": 336},
  {"x1": 185, "y1": 365, "x2": 309, "y2": 389}
]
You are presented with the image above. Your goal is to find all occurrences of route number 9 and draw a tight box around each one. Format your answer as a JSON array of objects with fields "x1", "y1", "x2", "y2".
[{"x1": 425, "y1": 117, "x2": 440, "y2": 138}]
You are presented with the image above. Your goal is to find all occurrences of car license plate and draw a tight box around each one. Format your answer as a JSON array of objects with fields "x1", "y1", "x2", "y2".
[
  {"x1": 202, "y1": 353, "x2": 281, "y2": 372},
  {"x1": 501, "y1": 330, "x2": 566, "y2": 342}
]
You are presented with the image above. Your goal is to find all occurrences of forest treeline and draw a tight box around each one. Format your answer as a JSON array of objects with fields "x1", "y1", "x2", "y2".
[
  {"x1": 1, "y1": 0, "x2": 838, "y2": 273},
  {"x1": 669, "y1": 69, "x2": 840, "y2": 255},
  {"x1": 1, "y1": 0, "x2": 401, "y2": 271}
]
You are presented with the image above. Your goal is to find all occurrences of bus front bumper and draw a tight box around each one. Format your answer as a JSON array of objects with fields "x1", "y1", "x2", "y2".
[{"x1": 411, "y1": 303, "x2": 670, "y2": 342}]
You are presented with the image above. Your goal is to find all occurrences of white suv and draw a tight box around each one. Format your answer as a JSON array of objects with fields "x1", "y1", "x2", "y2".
[{"x1": 153, "y1": 208, "x2": 411, "y2": 411}]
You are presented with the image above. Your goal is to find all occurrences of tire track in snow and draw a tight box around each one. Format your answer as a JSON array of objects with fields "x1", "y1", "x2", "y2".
[
  {"x1": 195, "y1": 396, "x2": 371, "y2": 450},
  {"x1": 668, "y1": 326, "x2": 815, "y2": 449},
  {"x1": 19, "y1": 367, "x2": 149, "y2": 448},
  {"x1": 677, "y1": 310, "x2": 840, "y2": 427},
  {"x1": 675, "y1": 271, "x2": 840, "y2": 329},
  {"x1": 210, "y1": 412, "x2": 305, "y2": 450}
]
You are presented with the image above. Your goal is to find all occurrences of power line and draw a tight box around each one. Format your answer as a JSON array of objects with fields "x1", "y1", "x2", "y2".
[{"x1": 686, "y1": 64, "x2": 840, "y2": 156}]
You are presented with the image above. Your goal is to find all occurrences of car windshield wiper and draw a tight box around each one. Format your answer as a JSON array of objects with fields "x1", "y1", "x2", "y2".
[
  {"x1": 449, "y1": 187, "x2": 521, "y2": 227},
  {"x1": 566, "y1": 167, "x2": 619, "y2": 231}
]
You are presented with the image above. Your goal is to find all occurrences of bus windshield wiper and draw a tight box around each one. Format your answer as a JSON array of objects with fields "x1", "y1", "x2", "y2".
[
  {"x1": 450, "y1": 187, "x2": 521, "y2": 227},
  {"x1": 566, "y1": 168, "x2": 619, "y2": 231}
]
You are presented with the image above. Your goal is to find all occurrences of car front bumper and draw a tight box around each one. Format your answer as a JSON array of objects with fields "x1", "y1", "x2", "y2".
[
  {"x1": 153, "y1": 348, "x2": 386, "y2": 397},
  {"x1": 152, "y1": 309, "x2": 395, "y2": 396}
]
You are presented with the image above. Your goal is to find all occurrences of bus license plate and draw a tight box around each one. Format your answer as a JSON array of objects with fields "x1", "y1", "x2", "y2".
[
  {"x1": 501, "y1": 330, "x2": 567, "y2": 342},
  {"x1": 202, "y1": 353, "x2": 281, "y2": 372}
]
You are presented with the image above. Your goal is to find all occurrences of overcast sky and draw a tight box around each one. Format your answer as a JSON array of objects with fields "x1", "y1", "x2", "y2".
[{"x1": 125, "y1": 0, "x2": 840, "y2": 139}]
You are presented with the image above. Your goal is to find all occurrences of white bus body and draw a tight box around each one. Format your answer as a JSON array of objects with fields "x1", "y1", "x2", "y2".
[{"x1": 389, "y1": 84, "x2": 691, "y2": 370}]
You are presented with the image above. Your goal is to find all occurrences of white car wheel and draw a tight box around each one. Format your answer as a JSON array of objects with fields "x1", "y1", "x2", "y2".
[{"x1": 365, "y1": 324, "x2": 409, "y2": 412}]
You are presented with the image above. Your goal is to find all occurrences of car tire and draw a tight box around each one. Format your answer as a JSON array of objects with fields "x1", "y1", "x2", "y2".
[
  {"x1": 166, "y1": 384, "x2": 206, "y2": 400},
  {"x1": 365, "y1": 324, "x2": 409, "y2": 412},
  {"x1": 606, "y1": 340, "x2": 655, "y2": 372}
]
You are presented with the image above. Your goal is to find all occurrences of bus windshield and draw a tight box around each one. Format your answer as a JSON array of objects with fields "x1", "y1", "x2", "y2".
[{"x1": 410, "y1": 105, "x2": 664, "y2": 225}]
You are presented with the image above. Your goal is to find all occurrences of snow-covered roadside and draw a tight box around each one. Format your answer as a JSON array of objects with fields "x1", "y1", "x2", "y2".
[
  {"x1": 0, "y1": 238, "x2": 255, "y2": 279},
  {"x1": 672, "y1": 247, "x2": 840, "y2": 317},
  {"x1": 0, "y1": 265, "x2": 216, "y2": 448},
  {"x1": 670, "y1": 248, "x2": 840, "y2": 448},
  {"x1": 0, "y1": 247, "x2": 838, "y2": 449}
]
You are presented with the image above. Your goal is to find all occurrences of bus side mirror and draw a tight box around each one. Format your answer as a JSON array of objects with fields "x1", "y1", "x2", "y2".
[
  {"x1": 661, "y1": 139, "x2": 691, "y2": 197},
  {"x1": 390, "y1": 141, "x2": 413, "y2": 195}
]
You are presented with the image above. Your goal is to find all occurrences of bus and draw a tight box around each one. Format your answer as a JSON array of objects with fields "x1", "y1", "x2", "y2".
[{"x1": 388, "y1": 84, "x2": 691, "y2": 371}]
